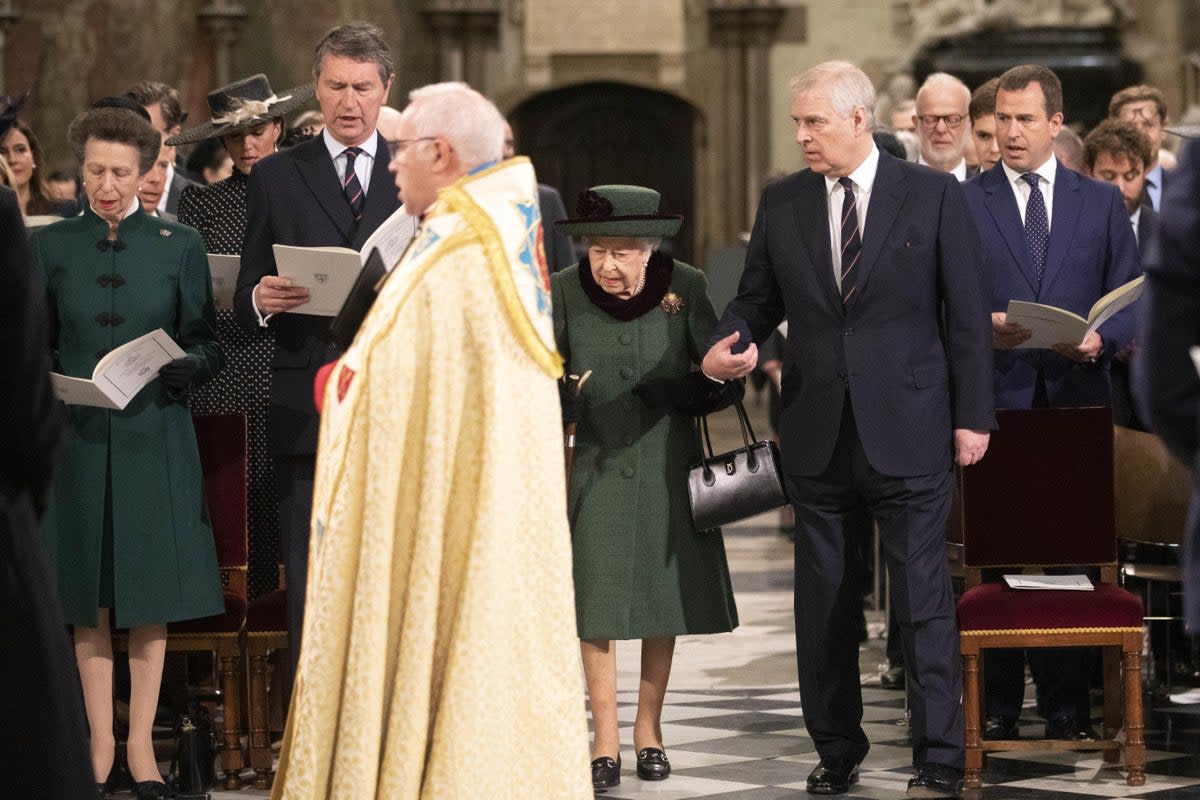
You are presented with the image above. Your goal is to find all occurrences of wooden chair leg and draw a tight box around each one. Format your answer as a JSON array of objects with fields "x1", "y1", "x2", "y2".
[
  {"x1": 962, "y1": 649, "x2": 984, "y2": 789},
  {"x1": 219, "y1": 650, "x2": 245, "y2": 790},
  {"x1": 1123, "y1": 644, "x2": 1146, "y2": 786},
  {"x1": 1102, "y1": 645, "x2": 1121, "y2": 765},
  {"x1": 249, "y1": 647, "x2": 274, "y2": 790}
]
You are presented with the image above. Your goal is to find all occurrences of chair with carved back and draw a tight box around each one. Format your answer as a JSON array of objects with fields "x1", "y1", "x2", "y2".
[
  {"x1": 243, "y1": 566, "x2": 289, "y2": 788},
  {"x1": 114, "y1": 413, "x2": 250, "y2": 789},
  {"x1": 956, "y1": 407, "x2": 1145, "y2": 791}
]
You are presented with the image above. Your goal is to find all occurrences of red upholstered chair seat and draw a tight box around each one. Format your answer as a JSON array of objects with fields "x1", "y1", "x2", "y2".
[
  {"x1": 168, "y1": 590, "x2": 247, "y2": 635},
  {"x1": 246, "y1": 589, "x2": 287, "y2": 633},
  {"x1": 958, "y1": 582, "x2": 1143, "y2": 632}
]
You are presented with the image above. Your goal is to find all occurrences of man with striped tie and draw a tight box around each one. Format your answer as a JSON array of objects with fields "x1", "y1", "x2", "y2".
[
  {"x1": 703, "y1": 60, "x2": 994, "y2": 798},
  {"x1": 234, "y1": 21, "x2": 400, "y2": 681}
]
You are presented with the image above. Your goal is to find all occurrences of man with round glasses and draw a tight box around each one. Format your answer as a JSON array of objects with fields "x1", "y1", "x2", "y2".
[
  {"x1": 914, "y1": 72, "x2": 976, "y2": 181},
  {"x1": 1109, "y1": 84, "x2": 1170, "y2": 212}
]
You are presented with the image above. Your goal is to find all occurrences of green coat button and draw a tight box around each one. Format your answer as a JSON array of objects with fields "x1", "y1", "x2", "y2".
[
  {"x1": 619, "y1": 332, "x2": 632, "y2": 345},
  {"x1": 620, "y1": 367, "x2": 633, "y2": 379},
  {"x1": 621, "y1": 466, "x2": 635, "y2": 478}
]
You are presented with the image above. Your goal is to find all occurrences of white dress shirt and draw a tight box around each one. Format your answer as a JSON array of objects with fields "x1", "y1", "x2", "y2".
[
  {"x1": 825, "y1": 144, "x2": 880, "y2": 291},
  {"x1": 1144, "y1": 162, "x2": 1164, "y2": 211},
  {"x1": 1001, "y1": 156, "x2": 1057, "y2": 228},
  {"x1": 1130, "y1": 206, "x2": 1142, "y2": 245},
  {"x1": 156, "y1": 163, "x2": 174, "y2": 216},
  {"x1": 323, "y1": 128, "x2": 378, "y2": 196}
]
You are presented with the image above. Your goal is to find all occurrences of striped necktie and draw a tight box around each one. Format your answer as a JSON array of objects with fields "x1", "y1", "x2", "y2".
[
  {"x1": 838, "y1": 176, "x2": 862, "y2": 304},
  {"x1": 342, "y1": 146, "x2": 365, "y2": 221}
]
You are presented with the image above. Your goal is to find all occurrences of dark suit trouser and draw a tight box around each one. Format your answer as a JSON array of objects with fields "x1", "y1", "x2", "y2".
[
  {"x1": 275, "y1": 453, "x2": 315, "y2": 679},
  {"x1": 788, "y1": 402, "x2": 963, "y2": 770}
]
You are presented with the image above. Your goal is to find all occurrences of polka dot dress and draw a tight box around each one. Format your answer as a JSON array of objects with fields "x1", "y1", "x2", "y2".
[{"x1": 178, "y1": 171, "x2": 279, "y2": 599}]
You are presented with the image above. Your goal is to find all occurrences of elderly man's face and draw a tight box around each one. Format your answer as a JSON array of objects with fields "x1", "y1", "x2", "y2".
[
  {"x1": 316, "y1": 54, "x2": 393, "y2": 147},
  {"x1": 915, "y1": 85, "x2": 968, "y2": 169},
  {"x1": 388, "y1": 108, "x2": 439, "y2": 213},
  {"x1": 791, "y1": 84, "x2": 871, "y2": 178}
]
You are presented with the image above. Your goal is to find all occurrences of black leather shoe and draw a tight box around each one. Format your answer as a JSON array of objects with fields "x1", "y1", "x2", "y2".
[
  {"x1": 1045, "y1": 715, "x2": 1099, "y2": 741},
  {"x1": 636, "y1": 747, "x2": 670, "y2": 780},
  {"x1": 982, "y1": 713, "x2": 1019, "y2": 740},
  {"x1": 591, "y1": 756, "x2": 621, "y2": 790},
  {"x1": 96, "y1": 783, "x2": 108, "y2": 799},
  {"x1": 907, "y1": 763, "x2": 963, "y2": 798},
  {"x1": 880, "y1": 665, "x2": 906, "y2": 690},
  {"x1": 132, "y1": 780, "x2": 176, "y2": 799},
  {"x1": 806, "y1": 757, "x2": 860, "y2": 794}
]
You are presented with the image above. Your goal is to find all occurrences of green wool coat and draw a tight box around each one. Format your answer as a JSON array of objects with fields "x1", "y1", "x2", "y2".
[
  {"x1": 32, "y1": 205, "x2": 225, "y2": 628},
  {"x1": 552, "y1": 260, "x2": 739, "y2": 640}
]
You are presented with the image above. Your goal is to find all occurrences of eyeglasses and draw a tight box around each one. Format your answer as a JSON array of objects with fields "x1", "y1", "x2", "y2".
[
  {"x1": 1118, "y1": 105, "x2": 1162, "y2": 123},
  {"x1": 386, "y1": 136, "x2": 436, "y2": 158},
  {"x1": 917, "y1": 114, "x2": 966, "y2": 130}
]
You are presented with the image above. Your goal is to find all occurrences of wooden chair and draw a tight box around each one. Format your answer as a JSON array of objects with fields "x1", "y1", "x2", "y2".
[
  {"x1": 243, "y1": 570, "x2": 289, "y2": 789},
  {"x1": 956, "y1": 407, "x2": 1145, "y2": 791}
]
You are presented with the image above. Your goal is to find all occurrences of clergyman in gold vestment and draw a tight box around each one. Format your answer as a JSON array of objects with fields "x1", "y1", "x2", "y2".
[{"x1": 271, "y1": 82, "x2": 592, "y2": 799}]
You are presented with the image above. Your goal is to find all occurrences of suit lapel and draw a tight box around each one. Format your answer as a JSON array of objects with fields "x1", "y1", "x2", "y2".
[
  {"x1": 353, "y1": 133, "x2": 398, "y2": 249},
  {"x1": 793, "y1": 171, "x2": 840, "y2": 310},
  {"x1": 981, "y1": 165, "x2": 1038, "y2": 293},
  {"x1": 294, "y1": 137, "x2": 355, "y2": 245},
  {"x1": 854, "y1": 153, "x2": 906, "y2": 301},
  {"x1": 1040, "y1": 162, "x2": 1081, "y2": 296}
]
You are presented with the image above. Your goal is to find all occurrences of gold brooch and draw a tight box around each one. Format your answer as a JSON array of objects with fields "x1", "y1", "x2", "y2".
[{"x1": 660, "y1": 291, "x2": 683, "y2": 315}]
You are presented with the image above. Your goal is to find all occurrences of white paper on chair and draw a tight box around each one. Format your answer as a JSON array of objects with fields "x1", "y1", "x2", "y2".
[
  {"x1": 1003, "y1": 574, "x2": 1093, "y2": 591},
  {"x1": 1190, "y1": 346, "x2": 1200, "y2": 378}
]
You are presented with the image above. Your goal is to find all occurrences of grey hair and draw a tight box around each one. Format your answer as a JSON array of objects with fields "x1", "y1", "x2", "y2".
[
  {"x1": 916, "y1": 72, "x2": 971, "y2": 112},
  {"x1": 789, "y1": 61, "x2": 876, "y2": 128},
  {"x1": 404, "y1": 82, "x2": 506, "y2": 170},
  {"x1": 312, "y1": 21, "x2": 394, "y2": 85}
]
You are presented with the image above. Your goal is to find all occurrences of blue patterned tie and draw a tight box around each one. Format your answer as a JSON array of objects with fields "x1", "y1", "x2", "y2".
[
  {"x1": 342, "y1": 147, "x2": 365, "y2": 221},
  {"x1": 838, "y1": 176, "x2": 862, "y2": 304},
  {"x1": 1021, "y1": 173, "x2": 1048, "y2": 284}
]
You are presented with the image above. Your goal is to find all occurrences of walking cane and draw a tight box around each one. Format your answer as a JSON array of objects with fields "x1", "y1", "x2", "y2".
[{"x1": 562, "y1": 370, "x2": 592, "y2": 489}]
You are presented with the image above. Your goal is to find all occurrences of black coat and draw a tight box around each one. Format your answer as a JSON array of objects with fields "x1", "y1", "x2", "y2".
[
  {"x1": 235, "y1": 134, "x2": 400, "y2": 454},
  {"x1": 0, "y1": 185, "x2": 94, "y2": 797}
]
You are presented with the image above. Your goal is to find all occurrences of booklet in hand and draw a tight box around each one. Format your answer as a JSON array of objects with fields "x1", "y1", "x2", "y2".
[
  {"x1": 51, "y1": 328, "x2": 185, "y2": 410},
  {"x1": 206, "y1": 254, "x2": 239, "y2": 310},
  {"x1": 1005, "y1": 275, "x2": 1145, "y2": 350},
  {"x1": 330, "y1": 248, "x2": 388, "y2": 350}
]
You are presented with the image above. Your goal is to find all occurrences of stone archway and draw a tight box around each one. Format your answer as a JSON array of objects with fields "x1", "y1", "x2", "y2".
[{"x1": 512, "y1": 81, "x2": 697, "y2": 263}]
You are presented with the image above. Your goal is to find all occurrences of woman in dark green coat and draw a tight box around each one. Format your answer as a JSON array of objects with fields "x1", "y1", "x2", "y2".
[
  {"x1": 32, "y1": 106, "x2": 223, "y2": 800},
  {"x1": 552, "y1": 185, "x2": 740, "y2": 791}
]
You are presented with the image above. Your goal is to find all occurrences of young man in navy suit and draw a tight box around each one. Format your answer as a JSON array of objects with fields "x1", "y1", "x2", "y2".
[
  {"x1": 234, "y1": 21, "x2": 401, "y2": 677},
  {"x1": 961, "y1": 64, "x2": 1141, "y2": 744},
  {"x1": 704, "y1": 61, "x2": 994, "y2": 799}
]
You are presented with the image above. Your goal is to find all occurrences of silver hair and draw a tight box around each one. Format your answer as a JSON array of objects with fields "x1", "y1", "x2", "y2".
[
  {"x1": 915, "y1": 72, "x2": 971, "y2": 112},
  {"x1": 789, "y1": 61, "x2": 876, "y2": 128},
  {"x1": 404, "y1": 82, "x2": 506, "y2": 170}
]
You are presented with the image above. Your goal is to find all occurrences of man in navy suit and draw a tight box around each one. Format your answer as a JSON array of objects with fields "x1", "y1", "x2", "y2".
[
  {"x1": 703, "y1": 61, "x2": 994, "y2": 798},
  {"x1": 1136, "y1": 136, "x2": 1200, "y2": 634},
  {"x1": 961, "y1": 64, "x2": 1141, "y2": 743},
  {"x1": 234, "y1": 21, "x2": 400, "y2": 674}
]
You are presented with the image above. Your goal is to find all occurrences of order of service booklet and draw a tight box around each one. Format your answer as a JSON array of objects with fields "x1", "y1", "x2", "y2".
[
  {"x1": 272, "y1": 206, "x2": 417, "y2": 317},
  {"x1": 1003, "y1": 574, "x2": 1094, "y2": 591},
  {"x1": 1005, "y1": 275, "x2": 1145, "y2": 350},
  {"x1": 206, "y1": 254, "x2": 240, "y2": 310},
  {"x1": 51, "y1": 328, "x2": 185, "y2": 410}
]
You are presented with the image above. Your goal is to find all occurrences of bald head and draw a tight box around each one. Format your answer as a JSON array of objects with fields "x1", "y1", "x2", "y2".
[
  {"x1": 914, "y1": 73, "x2": 971, "y2": 172},
  {"x1": 376, "y1": 105, "x2": 404, "y2": 141}
]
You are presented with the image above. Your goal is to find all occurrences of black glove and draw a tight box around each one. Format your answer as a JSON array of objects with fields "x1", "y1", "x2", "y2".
[
  {"x1": 159, "y1": 356, "x2": 198, "y2": 393},
  {"x1": 633, "y1": 372, "x2": 727, "y2": 416},
  {"x1": 559, "y1": 378, "x2": 584, "y2": 425}
]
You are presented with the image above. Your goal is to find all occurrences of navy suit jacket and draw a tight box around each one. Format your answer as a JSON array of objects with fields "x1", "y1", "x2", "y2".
[
  {"x1": 234, "y1": 133, "x2": 400, "y2": 455},
  {"x1": 1137, "y1": 204, "x2": 1159, "y2": 257},
  {"x1": 717, "y1": 151, "x2": 995, "y2": 478},
  {"x1": 1136, "y1": 139, "x2": 1200, "y2": 629},
  {"x1": 962, "y1": 161, "x2": 1141, "y2": 410}
]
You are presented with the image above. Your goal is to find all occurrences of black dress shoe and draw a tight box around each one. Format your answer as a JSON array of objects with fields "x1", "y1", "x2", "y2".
[
  {"x1": 880, "y1": 665, "x2": 906, "y2": 690},
  {"x1": 907, "y1": 763, "x2": 963, "y2": 798},
  {"x1": 1045, "y1": 715, "x2": 1099, "y2": 741},
  {"x1": 982, "y1": 713, "x2": 1019, "y2": 740},
  {"x1": 806, "y1": 757, "x2": 859, "y2": 794},
  {"x1": 636, "y1": 747, "x2": 670, "y2": 780},
  {"x1": 96, "y1": 783, "x2": 108, "y2": 799},
  {"x1": 591, "y1": 756, "x2": 621, "y2": 790},
  {"x1": 132, "y1": 780, "x2": 176, "y2": 799}
]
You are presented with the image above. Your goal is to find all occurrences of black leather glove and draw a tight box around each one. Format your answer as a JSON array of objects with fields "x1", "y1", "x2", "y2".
[
  {"x1": 633, "y1": 372, "x2": 727, "y2": 416},
  {"x1": 159, "y1": 356, "x2": 198, "y2": 393},
  {"x1": 559, "y1": 378, "x2": 584, "y2": 425}
]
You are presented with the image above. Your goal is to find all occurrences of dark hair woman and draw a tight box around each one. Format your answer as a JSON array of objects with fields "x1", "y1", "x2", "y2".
[
  {"x1": 1, "y1": 118, "x2": 76, "y2": 217},
  {"x1": 32, "y1": 105, "x2": 224, "y2": 800}
]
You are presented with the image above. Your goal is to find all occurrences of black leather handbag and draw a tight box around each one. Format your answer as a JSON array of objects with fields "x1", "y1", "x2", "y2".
[
  {"x1": 687, "y1": 398, "x2": 788, "y2": 531},
  {"x1": 168, "y1": 702, "x2": 217, "y2": 799}
]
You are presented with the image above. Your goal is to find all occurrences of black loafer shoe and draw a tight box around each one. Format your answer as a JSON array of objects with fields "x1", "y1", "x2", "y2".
[
  {"x1": 982, "y1": 714, "x2": 1019, "y2": 740},
  {"x1": 636, "y1": 747, "x2": 671, "y2": 780},
  {"x1": 132, "y1": 780, "x2": 176, "y2": 799},
  {"x1": 907, "y1": 763, "x2": 963, "y2": 798},
  {"x1": 806, "y1": 757, "x2": 859, "y2": 794},
  {"x1": 591, "y1": 756, "x2": 621, "y2": 790},
  {"x1": 1045, "y1": 715, "x2": 1099, "y2": 742},
  {"x1": 880, "y1": 665, "x2": 906, "y2": 690}
]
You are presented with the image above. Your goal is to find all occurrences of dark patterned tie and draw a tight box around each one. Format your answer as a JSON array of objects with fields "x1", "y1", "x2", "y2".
[
  {"x1": 1021, "y1": 173, "x2": 1048, "y2": 284},
  {"x1": 342, "y1": 146, "x2": 365, "y2": 221},
  {"x1": 838, "y1": 176, "x2": 862, "y2": 304},
  {"x1": 1143, "y1": 176, "x2": 1156, "y2": 211}
]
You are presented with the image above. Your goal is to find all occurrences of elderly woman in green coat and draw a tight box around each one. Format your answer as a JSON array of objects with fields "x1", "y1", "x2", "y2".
[
  {"x1": 552, "y1": 185, "x2": 740, "y2": 791},
  {"x1": 33, "y1": 106, "x2": 223, "y2": 800}
]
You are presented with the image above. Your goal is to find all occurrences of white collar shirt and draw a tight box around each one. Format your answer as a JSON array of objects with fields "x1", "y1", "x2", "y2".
[
  {"x1": 1130, "y1": 205, "x2": 1142, "y2": 245},
  {"x1": 323, "y1": 128, "x2": 378, "y2": 196},
  {"x1": 156, "y1": 162, "x2": 174, "y2": 215},
  {"x1": 825, "y1": 144, "x2": 880, "y2": 290},
  {"x1": 1002, "y1": 155, "x2": 1057, "y2": 229}
]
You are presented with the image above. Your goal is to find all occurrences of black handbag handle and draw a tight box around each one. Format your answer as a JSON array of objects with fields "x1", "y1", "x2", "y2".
[{"x1": 695, "y1": 397, "x2": 760, "y2": 482}]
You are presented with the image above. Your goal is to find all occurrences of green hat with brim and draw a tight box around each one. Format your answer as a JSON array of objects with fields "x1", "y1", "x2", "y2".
[
  {"x1": 555, "y1": 184, "x2": 683, "y2": 239},
  {"x1": 165, "y1": 73, "x2": 314, "y2": 146}
]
